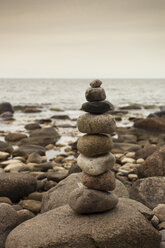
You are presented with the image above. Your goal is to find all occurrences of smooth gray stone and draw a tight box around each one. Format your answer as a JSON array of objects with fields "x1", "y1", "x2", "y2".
[{"x1": 85, "y1": 87, "x2": 106, "y2": 102}]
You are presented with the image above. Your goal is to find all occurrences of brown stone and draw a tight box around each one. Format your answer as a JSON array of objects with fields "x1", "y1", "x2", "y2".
[
  {"x1": 77, "y1": 134, "x2": 113, "y2": 157},
  {"x1": 82, "y1": 170, "x2": 116, "y2": 191}
]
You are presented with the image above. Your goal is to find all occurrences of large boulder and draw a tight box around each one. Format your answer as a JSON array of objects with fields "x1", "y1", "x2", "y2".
[
  {"x1": 5, "y1": 198, "x2": 161, "y2": 248},
  {"x1": 0, "y1": 173, "x2": 37, "y2": 203},
  {"x1": 0, "y1": 102, "x2": 14, "y2": 114},
  {"x1": 134, "y1": 117, "x2": 165, "y2": 133},
  {"x1": 0, "y1": 203, "x2": 18, "y2": 248},
  {"x1": 137, "y1": 145, "x2": 165, "y2": 178},
  {"x1": 130, "y1": 177, "x2": 165, "y2": 209},
  {"x1": 41, "y1": 173, "x2": 129, "y2": 213},
  {"x1": 18, "y1": 127, "x2": 60, "y2": 147}
]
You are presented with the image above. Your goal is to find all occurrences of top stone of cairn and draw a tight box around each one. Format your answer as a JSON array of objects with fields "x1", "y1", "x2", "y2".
[{"x1": 90, "y1": 79, "x2": 102, "y2": 88}]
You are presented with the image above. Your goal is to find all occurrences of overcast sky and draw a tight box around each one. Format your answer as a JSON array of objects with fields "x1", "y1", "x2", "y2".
[{"x1": 0, "y1": 0, "x2": 165, "y2": 78}]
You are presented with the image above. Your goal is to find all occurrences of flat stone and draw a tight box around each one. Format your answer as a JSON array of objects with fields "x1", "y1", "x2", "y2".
[
  {"x1": 47, "y1": 169, "x2": 68, "y2": 182},
  {"x1": 77, "y1": 153, "x2": 115, "y2": 176},
  {"x1": 82, "y1": 100, "x2": 113, "y2": 114},
  {"x1": 77, "y1": 134, "x2": 113, "y2": 157},
  {"x1": 13, "y1": 144, "x2": 45, "y2": 158},
  {"x1": 77, "y1": 113, "x2": 116, "y2": 134},
  {"x1": 82, "y1": 170, "x2": 116, "y2": 191},
  {"x1": 153, "y1": 204, "x2": 165, "y2": 222},
  {"x1": 6, "y1": 198, "x2": 161, "y2": 248},
  {"x1": 68, "y1": 186, "x2": 118, "y2": 214},
  {"x1": 85, "y1": 87, "x2": 106, "y2": 102},
  {"x1": 90, "y1": 79, "x2": 102, "y2": 88},
  {"x1": 5, "y1": 132, "x2": 27, "y2": 142}
]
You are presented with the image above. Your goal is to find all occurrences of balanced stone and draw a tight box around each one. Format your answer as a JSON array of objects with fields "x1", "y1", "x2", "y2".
[
  {"x1": 77, "y1": 113, "x2": 116, "y2": 134},
  {"x1": 77, "y1": 153, "x2": 115, "y2": 176},
  {"x1": 82, "y1": 170, "x2": 116, "y2": 191},
  {"x1": 77, "y1": 134, "x2": 113, "y2": 157},
  {"x1": 82, "y1": 100, "x2": 112, "y2": 114},
  {"x1": 85, "y1": 87, "x2": 106, "y2": 102},
  {"x1": 90, "y1": 79, "x2": 102, "y2": 88},
  {"x1": 68, "y1": 186, "x2": 118, "y2": 214}
]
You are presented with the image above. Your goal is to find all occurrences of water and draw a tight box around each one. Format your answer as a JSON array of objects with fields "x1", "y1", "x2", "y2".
[
  {"x1": 0, "y1": 79, "x2": 165, "y2": 133},
  {"x1": 0, "y1": 78, "x2": 165, "y2": 110}
]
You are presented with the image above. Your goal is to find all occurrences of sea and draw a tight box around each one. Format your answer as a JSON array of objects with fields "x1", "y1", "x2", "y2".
[{"x1": 0, "y1": 78, "x2": 165, "y2": 133}]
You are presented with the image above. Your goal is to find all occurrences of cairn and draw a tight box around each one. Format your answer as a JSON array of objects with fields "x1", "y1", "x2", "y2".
[{"x1": 69, "y1": 79, "x2": 118, "y2": 214}]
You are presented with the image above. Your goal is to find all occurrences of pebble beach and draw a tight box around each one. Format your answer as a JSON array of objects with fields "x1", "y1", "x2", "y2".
[{"x1": 0, "y1": 78, "x2": 165, "y2": 248}]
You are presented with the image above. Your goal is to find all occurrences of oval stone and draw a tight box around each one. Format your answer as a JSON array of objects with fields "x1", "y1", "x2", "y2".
[
  {"x1": 82, "y1": 100, "x2": 113, "y2": 114},
  {"x1": 68, "y1": 187, "x2": 118, "y2": 214},
  {"x1": 77, "y1": 113, "x2": 116, "y2": 134},
  {"x1": 90, "y1": 79, "x2": 102, "y2": 88},
  {"x1": 77, "y1": 153, "x2": 115, "y2": 176},
  {"x1": 82, "y1": 170, "x2": 116, "y2": 191},
  {"x1": 85, "y1": 87, "x2": 106, "y2": 102},
  {"x1": 77, "y1": 134, "x2": 113, "y2": 157}
]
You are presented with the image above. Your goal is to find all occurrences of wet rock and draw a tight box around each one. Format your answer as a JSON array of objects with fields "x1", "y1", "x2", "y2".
[
  {"x1": 6, "y1": 199, "x2": 161, "y2": 248},
  {"x1": 0, "y1": 196, "x2": 12, "y2": 204},
  {"x1": 119, "y1": 104, "x2": 142, "y2": 110},
  {"x1": 41, "y1": 173, "x2": 129, "y2": 213},
  {"x1": 24, "y1": 123, "x2": 41, "y2": 130},
  {"x1": 69, "y1": 186, "x2": 118, "y2": 214},
  {"x1": 112, "y1": 143, "x2": 141, "y2": 153},
  {"x1": 77, "y1": 134, "x2": 113, "y2": 157},
  {"x1": 0, "y1": 102, "x2": 14, "y2": 114},
  {"x1": 134, "y1": 117, "x2": 165, "y2": 133},
  {"x1": 0, "y1": 203, "x2": 18, "y2": 248},
  {"x1": 0, "y1": 141, "x2": 13, "y2": 154},
  {"x1": 24, "y1": 107, "x2": 41, "y2": 113},
  {"x1": 5, "y1": 132, "x2": 27, "y2": 142},
  {"x1": 0, "y1": 173, "x2": 37, "y2": 202},
  {"x1": 31, "y1": 162, "x2": 53, "y2": 172},
  {"x1": 130, "y1": 177, "x2": 165, "y2": 209},
  {"x1": 77, "y1": 113, "x2": 116, "y2": 134},
  {"x1": 51, "y1": 115, "x2": 70, "y2": 120}
]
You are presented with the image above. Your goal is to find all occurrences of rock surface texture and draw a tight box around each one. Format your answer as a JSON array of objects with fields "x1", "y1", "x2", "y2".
[
  {"x1": 68, "y1": 80, "x2": 118, "y2": 214},
  {"x1": 5, "y1": 199, "x2": 161, "y2": 248}
]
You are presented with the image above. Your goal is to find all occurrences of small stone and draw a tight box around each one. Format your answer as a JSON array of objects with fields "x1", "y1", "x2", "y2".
[
  {"x1": 90, "y1": 79, "x2": 102, "y2": 88},
  {"x1": 121, "y1": 157, "x2": 135, "y2": 164},
  {"x1": 151, "y1": 215, "x2": 160, "y2": 227},
  {"x1": 82, "y1": 170, "x2": 116, "y2": 191},
  {"x1": 19, "y1": 200, "x2": 41, "y2": 214},
  {"x1": 153, "y1": 204, "x2": 165, "y2": 222},
  {"x1": 160, "y1": 230, "x2": 165, "y2": 241},
  {"x1": 136, "y1": 158, "x2": 145, "y2": 164},
  {"x1": 68, "y1": 186, "x2": 118, "y2": 214},
  {"x1": 115, "y1": 154, "x2": 124, "y2": 159},
  {"x1": 47, "y1": 169, "x2": 68, "y2": 182},
  {"x1": 17, "y1": 209, "x2": 35, "y2": 224},
  {"x1": 27, "y1": 152, "x2": 43, "y2": 164},
  {"x1": 82, "y1": 101, "x2": 113, "y2": 114},
  {"x1": 0, "y1": 151, "x2": 10, "y2": 160},
  {"x1": 77, "y1": 134, "x2": 113, "y2": 157},
  {"x1": 128, "y1": 174, "x2": 138, "y2": 181},
  {"x1": 125, "y1": 152, "x2": 135, "y2": 158},
  {"x1": 85, "y1": 87, "x2": 106, "y2": 102},
  {"x1": 0, "y1": 197, "x2": 12, "y2": 205},
  {"x1": 77, "y1": 153, "x2": 115, "y2": 176},
  {"x1": 77, "y1": 113, "x2": 116, "y2": 134}
]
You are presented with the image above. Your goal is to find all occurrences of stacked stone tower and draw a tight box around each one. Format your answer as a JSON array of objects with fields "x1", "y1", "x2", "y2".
[{"x1": 69, "y1": 79, "x2": 118, "y2": 214}]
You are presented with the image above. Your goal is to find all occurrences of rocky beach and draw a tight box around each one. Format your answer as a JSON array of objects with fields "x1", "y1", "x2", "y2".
[{"x1": 0, "y1": 79, "x2": 165, "y2": 247}]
